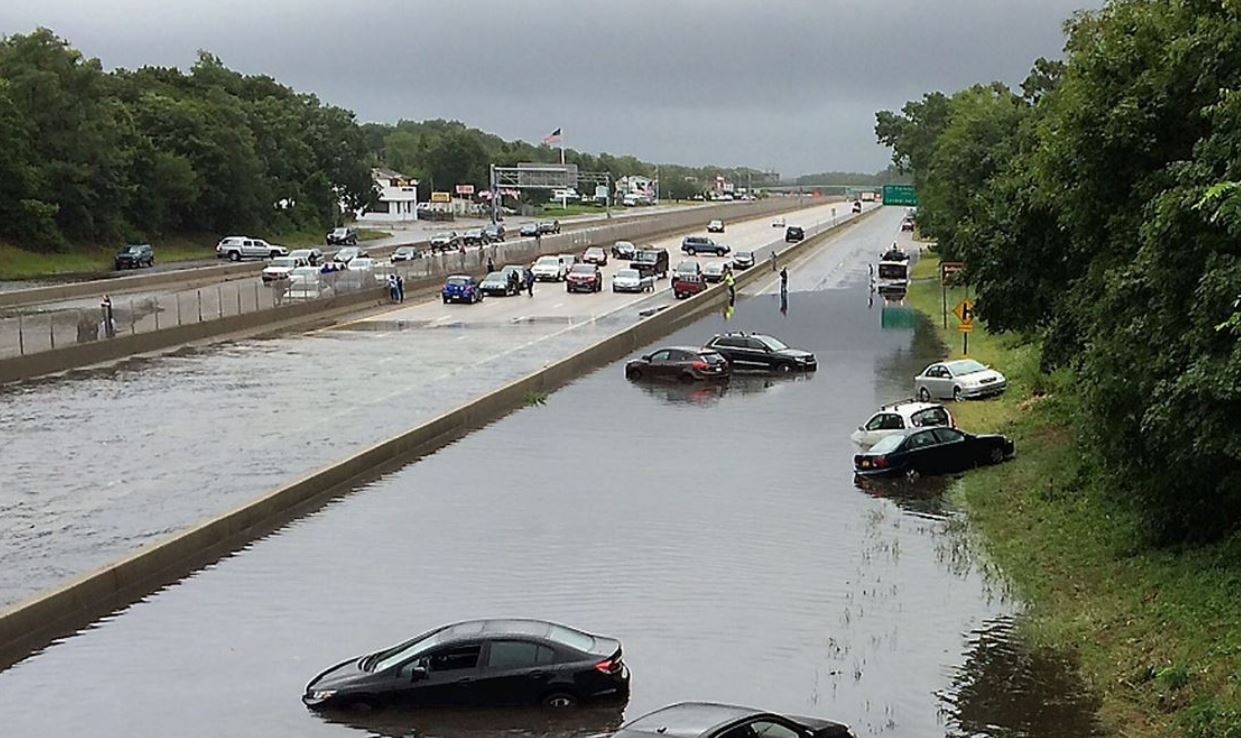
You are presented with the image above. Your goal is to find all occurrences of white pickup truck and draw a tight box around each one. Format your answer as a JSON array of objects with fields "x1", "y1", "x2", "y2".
[{"x1": 216, "y1": 236, "x2": 289, "y2": 262}]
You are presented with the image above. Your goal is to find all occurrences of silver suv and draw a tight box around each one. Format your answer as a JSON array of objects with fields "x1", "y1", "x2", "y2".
[{"x1": 216, "y1": 236, "x2": 288, "y2": 262}]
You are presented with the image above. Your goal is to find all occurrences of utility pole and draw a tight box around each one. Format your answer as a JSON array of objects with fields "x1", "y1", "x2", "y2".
[{"x1": 489, "y1": 164, "x2": 499, "y2": 224}]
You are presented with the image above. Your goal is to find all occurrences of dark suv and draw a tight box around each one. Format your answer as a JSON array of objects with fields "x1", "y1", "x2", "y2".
[
  {"x1": 704, "y1": 332, "x2": 818, "y2": 373},
  {"x1": 115, "y1": 243, "x2": 155, "y2": 270},
  {"x1": 630, "y1": 248, "x2": 669, "y2": 279},
  {"x1": 785, "y1": 226, "x2": 805, "y2": 243},
  {"x1": 681, "y1": 236, "x2": 729, "y2": 256}
]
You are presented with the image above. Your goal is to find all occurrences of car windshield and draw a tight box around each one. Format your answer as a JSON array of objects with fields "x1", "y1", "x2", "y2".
[
  {"x1": 570, "y1": 264, "x2": 594, "y2": 274},
  {"x1": 121, "y1": 246, "x2": 144, "y2": 254},
  {"x1": 535, "y1": 257, "x2": 558, "y2": 267},
  {"x1": 878, "y1": 264, "x2": 907, "y2": 279},
  {"x1": 950, "y1": 360, "x2": 988, "y2": 376},
  {"x1": 615, "y1": 270, "x2": 639, "y2": 279},
  {"x1": 484, "y1": 272, "x2": 503, "y2": 281},
  {"x1": 269, "y1": 258, "x2": 295, "y2": 268},
  {"x1": 446, "y1": 277, "x2": 469, "y2": 286},
  {"x1": 677, "y1": 263, "x2": 697, "y2": 272},
  {"x1": 396, "y1": 248, "x2": 413, "y2": 255},
  {"x1": 369, "y1": 632, "x2": 441, "y2": 673},
  {"x1": 758, "y1": 335, "x2": 789, "y2": 351},
  {"x1": 585, "y1": 248, "x2": 602, "y2": 256},
  {"x1": 869, "y1": 434, "x2": 906, "y2": 454},
  {"x1": 705, "y1": 263, "x2": 724, "y2": 273},
  {"x1": 634, "y1": 252, "x2": 656, "y2": 263},
  {"x1": 737, "y1": 252, "x2": 753, "y2": 259},
  {"x1": 616, "y1": 242, "x2": 633, "y2": 249}
]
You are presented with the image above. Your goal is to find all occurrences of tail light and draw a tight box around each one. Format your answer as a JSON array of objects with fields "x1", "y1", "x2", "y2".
[
  {"x1": 691, "y1": 361, "x2": 708, "y2": 371},
  {"x1": 873, "y1": 456, "x2": 888, "y2": 468},
  {"x1": 594, "y1": 658, "x2": 621, "y2": 674}
]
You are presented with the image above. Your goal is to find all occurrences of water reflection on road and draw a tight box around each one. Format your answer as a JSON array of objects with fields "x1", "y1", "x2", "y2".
[{"x1": 0, "y1": 250, "x2": 1100, "y2": 737}]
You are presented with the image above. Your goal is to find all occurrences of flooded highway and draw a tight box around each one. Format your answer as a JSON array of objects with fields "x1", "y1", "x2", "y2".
[
  {"x1": 0, "y1": 202, "x2": 849, "y2": 608},
  {"x1": 0, "y1": 211, "x2": 1099, "y2": 736}
]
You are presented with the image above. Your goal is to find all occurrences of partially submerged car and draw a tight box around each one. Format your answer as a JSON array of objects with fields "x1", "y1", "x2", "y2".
[
  {"x1": 850, "y1": 400, "x2": 953, "y2": 447},
  {"x1": 853, "y1": 427, "x2": 1014, "y2": 478},
  {"x1": 303, "y1": 619, "x2": 629, "y2": 710},
  {"x1": 607, "y1": 702, "x2": 855, "y2": 738}
]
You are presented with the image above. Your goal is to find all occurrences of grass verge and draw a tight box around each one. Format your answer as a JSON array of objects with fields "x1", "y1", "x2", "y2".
[{"x1": 909, "y1": 250, "x2": 1241, "y2": 738}]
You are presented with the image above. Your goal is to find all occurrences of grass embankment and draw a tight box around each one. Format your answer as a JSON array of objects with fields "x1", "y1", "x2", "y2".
[
  {"x1": 0, "y1": 227, "x2": 392, "y2": 281},
  {"x1": 909, "y1": 252, "x2": 1241, "y2": 738}
]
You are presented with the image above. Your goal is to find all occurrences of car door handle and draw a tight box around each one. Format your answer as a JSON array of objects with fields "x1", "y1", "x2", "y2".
[
  {"x1": 529, "y1": 671, "x2": 548, "y2": 679},
  {"x1": 454, "y1": 677, "x2": 475, "y2": 684}
]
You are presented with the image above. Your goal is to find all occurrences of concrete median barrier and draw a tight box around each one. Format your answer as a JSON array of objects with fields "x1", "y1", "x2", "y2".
[{"x1": 0, "y1": 204, "x2": 873, "y2": 669}]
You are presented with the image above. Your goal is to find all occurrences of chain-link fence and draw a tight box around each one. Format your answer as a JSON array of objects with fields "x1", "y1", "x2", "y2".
[{"x1": 0, "y1": 239, "x2": 549, "y2": 360}]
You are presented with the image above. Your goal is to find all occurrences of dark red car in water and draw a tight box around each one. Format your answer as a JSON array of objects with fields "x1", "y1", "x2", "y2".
[{"x1": 625, "y1": 346, "x2": 731, "y2": 382}]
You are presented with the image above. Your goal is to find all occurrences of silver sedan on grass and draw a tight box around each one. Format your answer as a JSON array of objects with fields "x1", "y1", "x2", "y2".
[{"x1": 914, "y1": 359, "x2": 1007, "y2": 401}]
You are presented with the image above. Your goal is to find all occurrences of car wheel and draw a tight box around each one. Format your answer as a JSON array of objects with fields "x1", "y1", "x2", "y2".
[
  {"x1": 917, "y1": 387, "x2": 931, "y2": 402},
  {"x1": 679, "y1": 372, "x2": 695, "y2": 384},
  {"x1": 988, "y1": 446, "x2": 1005, "y2": 465},
  {"x1": 776, "y1": 362, "x2": 793, "y2": 374},
  {"x1": 626, "y1": 367, "x2": 642, "y2": 380},
  {"x1": 718, "y1": 249, "x2": 726, "y2": 256},
  {"x1": 953, "y1": 386, "x2": 963, "y2": 402},
  {"x1": 905, "y1": 467, "x2": 920, "y2": 482},
  {"x1": 442, "y1": 296, "x2": 449, "y2": 304},
  {"x1": 228, "y1": 251, "x2": 241, "y2": 262}
]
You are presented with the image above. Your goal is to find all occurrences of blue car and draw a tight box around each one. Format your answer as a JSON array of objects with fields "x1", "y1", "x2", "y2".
[{"x1": 442, "y1": 275, "x2": 483, "y2": 304}]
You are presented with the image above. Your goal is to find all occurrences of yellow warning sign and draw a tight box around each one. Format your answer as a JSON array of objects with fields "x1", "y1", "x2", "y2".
[{"x1": 952, "y1": 298, "x2": 975, "y2": 325}]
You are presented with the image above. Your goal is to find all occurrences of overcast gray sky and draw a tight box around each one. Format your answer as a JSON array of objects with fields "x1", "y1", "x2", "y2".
[{"x1": 2, "y1": 0, "x2": 1100, "y2": 177}]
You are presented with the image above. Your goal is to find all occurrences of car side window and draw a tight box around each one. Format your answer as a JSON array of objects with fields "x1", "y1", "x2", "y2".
[
  {"x1": 906, "y1": 431, "x2": 940, "y2": 449},
  {"x1": 747, "y1": 721, "x2": 802, "y2": 738},
  {"x1": 649, "y1": 350, "x2": 672, "y2": 362},
  {"x1": 426, "y1": 644, "x2": 481, "y2": 672},
  {"x1": 933, "y1": 428, "x2": 966, "y2": 443},
  {"x1": 912, "y1": 408, "x2": 949, "y2": 427},
  {"x1": 485, "y1": 640, "x2": 550, "y2": 669},
  {"x1": 881, "y1": 414, "x2": 905, "y2": 430},
  {"x1": 744, "y1": 338, "x2": 766, "y2": 351},
  {"x1": 864, "y1": 414, "x2": 886, "y2": 431}
]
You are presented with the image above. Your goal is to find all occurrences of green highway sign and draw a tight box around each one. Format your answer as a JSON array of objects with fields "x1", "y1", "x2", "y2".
[{"x1": 882, "y1": 184, "x2": 918, "y2": 206}]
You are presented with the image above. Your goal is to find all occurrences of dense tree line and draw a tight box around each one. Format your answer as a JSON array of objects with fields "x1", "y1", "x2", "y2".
[
  {"x1": 0, "y1": 29, "x2": 373, "y2": 250},
  {"x1": 875, "y1": 1, "x2": 1241, "y2": 543},
  {"x1": 364, "y1": 118, "x2": 779, "y2": 203},
  {"x1": 788, "y1": 165, "x2": 910, "y2": 187}
]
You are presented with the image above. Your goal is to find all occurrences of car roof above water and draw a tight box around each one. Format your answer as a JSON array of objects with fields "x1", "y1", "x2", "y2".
[{"x1": 619, "y1": 702, "x2": 765, "y2": 738}]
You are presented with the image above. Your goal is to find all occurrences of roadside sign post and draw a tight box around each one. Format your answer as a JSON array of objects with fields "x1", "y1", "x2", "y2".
[
  {"x1": 953, "y1": 298, "x2": 976, "y2": 356},
  {"x1": 940, "y1": 262, "x2": 965, "y2": 328}
]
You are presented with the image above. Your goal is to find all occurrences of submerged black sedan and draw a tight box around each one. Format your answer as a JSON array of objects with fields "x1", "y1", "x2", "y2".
[
  {"x1": 609, "y1": 702, "x2": 855, "y2": 738},
  {"x1": 853, "y1": 427, "x2": 1013, "y2": 478},
  {"x1": 304, "y1": 619, "x2": 629, "y2": 710}
]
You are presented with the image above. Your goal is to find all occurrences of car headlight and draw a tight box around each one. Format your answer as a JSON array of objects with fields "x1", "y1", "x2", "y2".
[{"x1": 310, "y1": 690, "x2": 337, "y2": 701}]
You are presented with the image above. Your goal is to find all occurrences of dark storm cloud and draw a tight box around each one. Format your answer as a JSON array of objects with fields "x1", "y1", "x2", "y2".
[{"x1": 1, "y1": 0, "x2": 1100, "y2": 175}]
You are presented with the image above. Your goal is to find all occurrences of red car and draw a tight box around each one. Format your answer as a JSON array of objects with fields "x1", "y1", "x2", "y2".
[
  {"x1": 672, "y1": 261, "x2": 708, "y2": 299},
  {"x1": 582, "y1": 246, "x2": 608, "y2": 266},
  {"x1": 566, "y1": 263, "x2": 603, "y2": 293}
]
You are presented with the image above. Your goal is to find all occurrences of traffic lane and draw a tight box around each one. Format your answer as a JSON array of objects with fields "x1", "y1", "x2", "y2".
[
  {"x1": 0, "y1": 243, "x2": 1098, "y2": 737},
  {"x1": 0, "y1": 200, "x2": 858, "y2": 607},
  {"x1": 358, "y1": 200, "x2": 854, "y2": 330}
]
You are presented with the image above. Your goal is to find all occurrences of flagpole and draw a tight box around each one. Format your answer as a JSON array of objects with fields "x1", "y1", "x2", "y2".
[{"x1": 560, "y1": 128, "x2": 565, "y2": 165}]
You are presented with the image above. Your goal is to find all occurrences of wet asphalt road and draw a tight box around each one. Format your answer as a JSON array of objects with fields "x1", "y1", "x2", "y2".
[
  {"x1": 0, "y1": 202, "x2": 852, "y2": 609},
  {"x1": 0, "y1": 209, "x2": 1099, "y2": 737}
]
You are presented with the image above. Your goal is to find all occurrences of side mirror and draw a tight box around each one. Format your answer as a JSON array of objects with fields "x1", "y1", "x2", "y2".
[{"x1": 410, "y1": 666, "x2": 428, "y2": 682}]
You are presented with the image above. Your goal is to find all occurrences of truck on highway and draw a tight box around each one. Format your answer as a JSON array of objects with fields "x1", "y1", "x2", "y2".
[{"x1": 216, "y1": 236, "x2": 289, "y2": 262}]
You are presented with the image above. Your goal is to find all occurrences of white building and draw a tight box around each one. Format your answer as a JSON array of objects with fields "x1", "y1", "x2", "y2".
[{"x1": 356, "y1": 168, "x2": 420, "y2": 223}]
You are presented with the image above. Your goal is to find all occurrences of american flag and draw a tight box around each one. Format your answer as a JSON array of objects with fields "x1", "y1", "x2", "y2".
[{"x1": 542, "y1": 127, "x2": 562, "y2": 145}]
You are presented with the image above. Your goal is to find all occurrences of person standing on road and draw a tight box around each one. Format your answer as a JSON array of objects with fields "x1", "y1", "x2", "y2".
[
  {"x1": 779, "y1": 266, "x2": 788, "y2": 295},
  {"x1": 396, "y1": 274, "x2": 405, "y2": 303},
  {"x1": 100, "y1": 295, "x2": 116, "y2": 339},
  {"x1": 723, "y1": 267, "x2": 736, "y2": 306},
  {"x1": 525, "y1": 267, "x2": 535, "y2": 297},
  {"x1": 486, "y1": 256, "x2": 495, "y2": 274},
  {"x1": 770, "y1": 251, "x2": 778, "y2": 272}
]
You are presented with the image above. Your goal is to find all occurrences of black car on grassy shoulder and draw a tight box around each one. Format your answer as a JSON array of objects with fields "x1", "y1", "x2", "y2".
[
  {"x1": 326, "y1": 227, "x2": 358, "y2": 246},
  {"x1": 304, "y1": 619, "x2": 629, "y2": 711},
  {"x1": 853, "y1": 427, "x2": 1013, "y2": 478},
  {"x1": 703, "y1": 332, "x2": 817, "y2": 373},
  {"x1": 785, "y1": 226, "x2": 805, "y2": 243},
  {"x1": 625, "y1": 347, "x2": 730, "y2": 382},
  {"x1": 609, "y1": 702, "x2": 855, "y2": 738},
  {"x1": 115, "y1": 243, "x2": 154, "y2": 269}
]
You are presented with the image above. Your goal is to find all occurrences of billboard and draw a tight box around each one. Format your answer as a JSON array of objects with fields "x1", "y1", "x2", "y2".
[
  {"x1": 455, "y1": 184, "x2": 475, "y2": 195},
  {"x1": 430, "y1": 191, "x2": 452, "y2": 204},
  {"x1": 517, "y1": 163, "x2": 578, "y2": 189}
]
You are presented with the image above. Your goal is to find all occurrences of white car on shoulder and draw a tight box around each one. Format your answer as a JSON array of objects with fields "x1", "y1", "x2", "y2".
[
  {"x1": 772, "y1": 216, "x2": 786, "y2": 228},
  {"x1": 914, "y1": 359, "x2": 1007, "y2": 401},
  {"x1": 850, "y1": 400, "x2": 955, "y2": 447}
]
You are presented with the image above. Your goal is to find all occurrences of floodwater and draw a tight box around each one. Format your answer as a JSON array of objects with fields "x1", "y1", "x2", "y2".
[{"x1": 0, "y1": 254, "x2": 1101, "y2": 736}]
